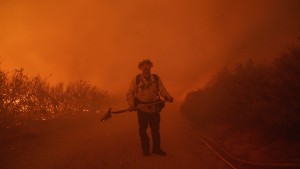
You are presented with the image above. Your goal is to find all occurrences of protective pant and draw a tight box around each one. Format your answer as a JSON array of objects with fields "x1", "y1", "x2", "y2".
[{"x1": 137, "y1": 110, "x2": 161, "y2": 152}]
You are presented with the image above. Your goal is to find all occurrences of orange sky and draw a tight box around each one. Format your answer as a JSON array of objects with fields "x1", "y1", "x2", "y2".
[{"x1": 1, "y1": 0, "x2": 300, "y2": 101}]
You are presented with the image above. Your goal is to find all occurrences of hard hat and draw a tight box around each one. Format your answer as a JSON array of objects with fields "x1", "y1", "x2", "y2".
[{"x1": 138, "y1": 59, "x2": 153, "y2": 69}]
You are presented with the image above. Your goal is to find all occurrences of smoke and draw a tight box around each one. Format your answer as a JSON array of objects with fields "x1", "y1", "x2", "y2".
[{"x1": 1, "y1": 0, "x2": 300, "y2": 101}]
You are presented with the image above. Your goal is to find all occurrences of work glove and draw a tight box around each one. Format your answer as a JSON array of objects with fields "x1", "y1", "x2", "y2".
[
  {"x1": 164, "y1": 96, "x2": 174, "y2": 103},
  {"x1": 128, "y1": 106, "x2": 137, "y2": 112}
]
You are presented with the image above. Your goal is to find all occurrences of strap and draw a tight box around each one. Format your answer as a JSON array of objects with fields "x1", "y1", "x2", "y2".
[
  {"x1": 152, "y1": 74, "x2": 161, "y2": 100},
  {"x1": 135, "y1": 74, "x2": 141, "y2": 93}
]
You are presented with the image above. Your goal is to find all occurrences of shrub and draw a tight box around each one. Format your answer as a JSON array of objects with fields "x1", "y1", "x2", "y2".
[{"x1": 181, "y1": 47, "x2": 300, "y2": 141}]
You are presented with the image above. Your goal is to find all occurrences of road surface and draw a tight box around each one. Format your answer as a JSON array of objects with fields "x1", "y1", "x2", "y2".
[{"x1": 0, "y1": 105, "x2": 233, "y2": 169}]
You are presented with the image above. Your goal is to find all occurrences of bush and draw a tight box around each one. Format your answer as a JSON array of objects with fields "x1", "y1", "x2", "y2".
[
  {"x1": 181, "y1": 47, "x2": 300, "y2": 141},
  {"x1": 0, "y1": 63, "x2": 108, "y2": 127}
]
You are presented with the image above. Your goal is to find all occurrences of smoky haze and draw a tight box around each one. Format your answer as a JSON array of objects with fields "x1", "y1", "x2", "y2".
[{"x1": 1, "y1": 0, "x2": 300, "y2": 100}]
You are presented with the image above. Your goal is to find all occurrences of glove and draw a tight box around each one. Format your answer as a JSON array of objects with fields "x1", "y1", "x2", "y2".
[
  {"x1": 128, "y1": 106, "x2": 137, "y2": 112},
  {"x1": 164, "y1": 96, "x2": 174, "y2": 103}
]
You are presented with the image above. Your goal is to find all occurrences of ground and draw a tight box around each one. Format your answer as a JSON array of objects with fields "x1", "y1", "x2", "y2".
[{"x1": 0, "y1": 105, "x2": 233, "y2": 169}]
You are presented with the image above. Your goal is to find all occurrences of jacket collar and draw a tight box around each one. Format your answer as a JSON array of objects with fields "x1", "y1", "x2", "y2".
[{"x1": 140, "y1": 73, "x2": 156, "y2": 82}]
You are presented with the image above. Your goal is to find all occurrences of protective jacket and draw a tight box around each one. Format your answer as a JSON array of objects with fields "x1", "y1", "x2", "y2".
[{"x1": 126, "y1": 74, "x2": 172, "y2": 113}]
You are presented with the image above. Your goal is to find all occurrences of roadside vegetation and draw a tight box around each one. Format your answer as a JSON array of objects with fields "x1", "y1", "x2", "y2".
[
  {"x1": 0, "y1": 64, "x2": 108, "y2": 128},
  {"x1": 181, "y1": 46, "x2": 300, "y2": 162}
]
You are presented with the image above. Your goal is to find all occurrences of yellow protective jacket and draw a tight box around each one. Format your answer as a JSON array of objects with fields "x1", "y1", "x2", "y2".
[{"x1": 126, "y1": 74, "x2": 172, "y2": 113}]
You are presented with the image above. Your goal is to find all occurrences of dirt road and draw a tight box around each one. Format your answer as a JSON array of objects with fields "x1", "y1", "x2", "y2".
[{"x1": 0, "y1": 105, "x2": 233, "y2": 169}]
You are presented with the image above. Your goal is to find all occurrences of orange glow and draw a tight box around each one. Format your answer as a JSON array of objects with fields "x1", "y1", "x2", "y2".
[{"x1": 1, "y1": 0, "x2": 300, "y2": 100}]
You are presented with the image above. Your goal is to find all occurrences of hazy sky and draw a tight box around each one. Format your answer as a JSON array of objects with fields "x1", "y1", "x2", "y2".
[{"x1": 1, "y1": 0, "x2": 300, "y2": 100}]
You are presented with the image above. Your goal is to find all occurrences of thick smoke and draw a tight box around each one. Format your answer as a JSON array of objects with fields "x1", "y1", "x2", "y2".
[{"x1": 0, "y1": 0, "x2": 300, "y2": 100}]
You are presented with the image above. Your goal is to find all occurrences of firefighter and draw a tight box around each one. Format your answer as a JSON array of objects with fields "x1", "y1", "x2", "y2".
[{"x1": 127, "y1": 59, "x2": 173, "y2": 156}]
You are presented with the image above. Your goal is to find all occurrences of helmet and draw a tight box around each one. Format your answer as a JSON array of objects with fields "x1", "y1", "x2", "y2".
[{"x1": 138, "y1": 59, "x2": 153, "y2": 69}]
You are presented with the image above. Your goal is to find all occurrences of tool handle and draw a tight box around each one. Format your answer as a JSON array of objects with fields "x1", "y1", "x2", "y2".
[
  {"x1": 111, "y1": 109, "x2": 130, "y2": 114},
  {"x1": 110, "y1": 100, "x2": 167, "y2": 114}
]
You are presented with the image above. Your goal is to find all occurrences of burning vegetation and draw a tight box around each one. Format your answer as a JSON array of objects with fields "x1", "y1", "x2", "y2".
[{"x1": 0, "y1": 66, "x2": 108, "y2": 128}]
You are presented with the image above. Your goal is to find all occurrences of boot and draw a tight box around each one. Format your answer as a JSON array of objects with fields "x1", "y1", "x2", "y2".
[{"x1": 152, "y1": 148, "x2": 167, "y2": 156}]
